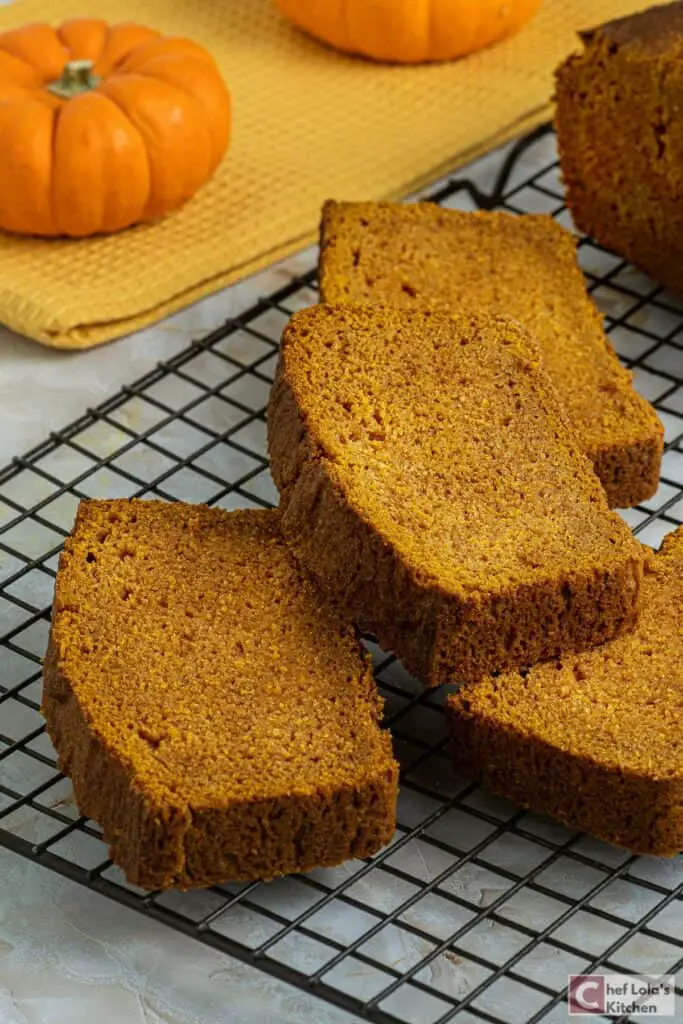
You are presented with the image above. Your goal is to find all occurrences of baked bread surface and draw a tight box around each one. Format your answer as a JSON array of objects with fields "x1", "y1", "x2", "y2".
[
  {"x1": 319, "y1": 200, "x2": 663, "y2": 508},
  {"x1": 268, "y1": 304, "x2": 644, "y2": 687},
  {"x1": 43, "y1": 499, "x2": 398, "y2": 890},
  {"x1": 447, "y1": 527, "x2": 683, "y2": 856}
]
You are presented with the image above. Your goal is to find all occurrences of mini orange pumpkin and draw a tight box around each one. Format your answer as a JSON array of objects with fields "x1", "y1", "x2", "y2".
[
  {"x1": 274, "y1": 0, "x2": 542, "y2": 64},
  {"x1": 0, "y1": 19, "x2": 231, "y2": 237}
]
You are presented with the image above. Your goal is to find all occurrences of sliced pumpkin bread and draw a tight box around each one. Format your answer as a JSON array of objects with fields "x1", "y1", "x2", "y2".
[
  {"x1": 447, "y1": 527, "x2": 683, "y2": 856},
  {"x1": 319, "y1": 200, "x2": 663, "y2": 508},
  {"x1": 42, "y1": 499, "x2": 398, "y2": 890},
  {"x1": 268, "y1": 304, "x2": 644, "y2": 688}
]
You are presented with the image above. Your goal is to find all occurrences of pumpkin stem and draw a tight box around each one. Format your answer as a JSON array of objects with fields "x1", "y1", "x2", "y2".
[{"x1": 47, "y1": 59, "x2": 101, "y2": 99}]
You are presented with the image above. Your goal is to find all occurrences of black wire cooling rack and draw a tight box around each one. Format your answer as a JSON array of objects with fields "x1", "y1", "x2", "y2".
[{"x1": 1, "y1": 126, "x2": 682, "y2": 1024}]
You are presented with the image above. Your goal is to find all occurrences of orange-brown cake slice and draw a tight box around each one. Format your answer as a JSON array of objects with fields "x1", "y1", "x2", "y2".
[
  {"x1": 43, "y1": 499, "x2": 398, "y2": 890},
  {"x1": 319, "y1": 201, "x2": 663, "y2": 508},
  {"x1": 447, "y1": 527, "x2": 683, "y2": 856},
  {"x1": 269, "y1": 304, "x2": 644, "y2": 688}
]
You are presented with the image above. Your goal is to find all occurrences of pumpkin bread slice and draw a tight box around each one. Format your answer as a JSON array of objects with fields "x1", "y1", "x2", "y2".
[
  {"x1": 447, "y1": 527, "x2": 683, "y2": 856},
  {"x1": 319, "y1": 201, "x2": 663, "y2": 508},
  {"x1": 42, "y1": 500, "x2": 398, "y2": 890},
  {"x1": 556, "y1": 3, "x2": 683, "y2": 298},
  {"x1": 268, "y1": 305, "x2": 644, "y2": 688}
]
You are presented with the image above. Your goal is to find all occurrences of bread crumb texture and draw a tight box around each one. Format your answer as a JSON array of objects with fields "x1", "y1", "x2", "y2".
[
  {"x1": 268, "y1": 304, "x2": 644, "y2": 688},
  {"x1": 556, "y1": 2, "x2": 683, "y2": 296},
  {"x1": 42, "y1": 500, "x2": 398, "y2": 890},
  {"x1": 448, "y1": 527, "x2": 683, "y2": 855},
  {"x1": 319, "y1": 201, "x2": 663, "y2": 507}
]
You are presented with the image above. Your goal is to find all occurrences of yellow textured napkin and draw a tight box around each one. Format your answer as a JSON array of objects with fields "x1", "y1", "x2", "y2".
[{"x1": 0, "y1": 0, "x2": 650, "y2": 348}]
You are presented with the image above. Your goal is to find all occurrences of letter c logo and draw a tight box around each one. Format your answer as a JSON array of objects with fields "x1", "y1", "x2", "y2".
[{"x1": 575, "y1": 980, "x2": 602, "y2": 1010}]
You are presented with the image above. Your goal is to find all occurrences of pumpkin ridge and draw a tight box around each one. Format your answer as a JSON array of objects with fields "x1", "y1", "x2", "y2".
[
  {"x1": 57, "y1": 18, "x2": 109, "y2": 65},
  {"x1": 99, "y1": 70, "x2": 212, "y2": 222},
  {"x1": 0, "y1": 46, "x2": 41, "y2": 86},
  {"x1": 93, "y1": 24, "x2": 162, "y2": 78},
  {"x1": 0, "y1": 97, "x2": 59, "y2": 235},
  {"x1": 0, "y1": 23, "x2": 69, "y2": 80},
  {"x1": 122, "y1": 56, "x2": 227, "y2": 102},
  {"x1": 52, "y1": 90, "x2": 151, "y2": 236},
  {"x1": 124, "y1": 61, "x2": 210, "y2": 108},
  {"x1": 50, "y1": 99, "x2": 64, "y2": 233},
  {"x1": 124, "y1": 55, "x2": 214, "y2": 88},
  {"x1": 123, "y1": 56, "x2": 230, "y2": 172},
  {"x1": 116, "y1": 37, "x2": 216, "y2": 75},
  {"x1": 92, "y1": 86, "x2": 153, "y2": 218}
]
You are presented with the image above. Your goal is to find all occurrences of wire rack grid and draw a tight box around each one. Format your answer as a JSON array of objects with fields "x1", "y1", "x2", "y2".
[{"x1": 0, "y1": 126, "x2": 682, "y2": 1024}]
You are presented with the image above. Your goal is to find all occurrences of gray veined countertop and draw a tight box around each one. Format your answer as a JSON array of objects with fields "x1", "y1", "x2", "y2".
[{"x1": 1, "y1": 129, "x2": 682, "y2": 1024}]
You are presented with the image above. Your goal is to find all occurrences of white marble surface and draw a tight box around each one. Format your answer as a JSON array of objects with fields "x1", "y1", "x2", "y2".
[{"x1": 0, "y1": 847, "x2": 363, "y2": 1024}]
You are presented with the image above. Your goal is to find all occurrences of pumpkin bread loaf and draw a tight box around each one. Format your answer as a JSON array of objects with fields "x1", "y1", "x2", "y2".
[
  {"x1": 556, "y1": 2, "x2": 683, "y2": 296},
  {"x1": 319, "y1": 201, "x2": 663, "y2": 508},
  {"x1": 268, "y1": 305, "x2": 644, "y2": 689},
  {"x1": 447, "y1": 527, "x2": 683, "y2": 856},
  {"x1": 42, "y1": 500, "x2": 398, "y2": 890}
]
